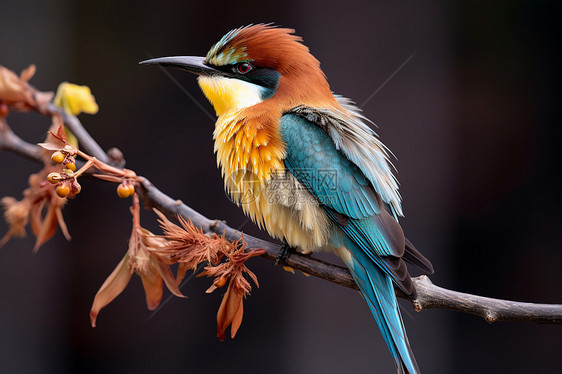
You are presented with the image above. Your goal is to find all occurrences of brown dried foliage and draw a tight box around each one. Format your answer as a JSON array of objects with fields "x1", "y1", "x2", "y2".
[
  {"x1": 151, "y1": 210, "x2": 264, "y2": 340},
  {"x1": 0, "y1": 153, "x2": 70, "y2": 251},
  {"x1": 1, "y1": 64, "x2": 265, "y2": 340},
  {"x1": 0, "y1": 64, "x2": 53, "y2": 113},
  {"x1": 89, "y1": 195, "x2": 184, "y2": 327}
]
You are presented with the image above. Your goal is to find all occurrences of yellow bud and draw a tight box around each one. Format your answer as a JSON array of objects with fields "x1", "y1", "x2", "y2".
[
  {"x1": 51, "y1": 151, "x2": 65, "y2": 164},
  {"x1": 47, "y1": 172, "x2": 62, "y2": 184},
  {"x1": 65, "y1": 162, "x2": 76, "y2": 171},
  {"x1": 56, "y1": 183, "x2": 70, "y2": 198},
  {"x1": 216, "y1": 276, "x2": 227, "y2": 288},
  {"x1": 117, "y1": 184, "x2": 130, "y2": 198},
  {"x1": 127, "y1": 184, "x2": 135, "y2": 196},
  {"x1": 62, "y1": 169, "x2": 74, "y2": 177},
  {"x1": 71, "y1": 181, "x2": 81, "y2": 195}
]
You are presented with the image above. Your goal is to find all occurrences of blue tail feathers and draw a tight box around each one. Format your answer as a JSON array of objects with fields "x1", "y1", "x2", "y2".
[{"x1": 342, "y1": 240, "x2": 420, "y2": 374}]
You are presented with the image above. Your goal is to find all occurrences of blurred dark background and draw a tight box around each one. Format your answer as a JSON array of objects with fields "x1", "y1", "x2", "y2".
[{"x1": 1, "y1": 1, "x2": 561, "y2": 373}]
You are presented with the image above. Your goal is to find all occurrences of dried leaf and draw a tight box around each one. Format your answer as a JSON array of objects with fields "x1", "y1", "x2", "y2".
[
  {"x1": 90, "y1": 199, "x2": 185, "y2": 326},
  {"x1": 200, "y1": 245, "x2": 264, "y2": 296},
  {"x1": 55, "y1": 202, "x2": 71, "y2": 240},
  {"x1": 50, "y1": 125, "x2": 69, "y2": 144},
  {"x1": 20, "y1": 64, "x2": 36, "y2": 82},
  {"x1": 37, "y1": 142, "x2": 63, "y2": 152},
  {"x1": 216, "y1": 282, "x2": 244, "y2": 341},
  {"x1": 0, "y1": 197, "x2": 30, "y2": 248},
  {"x1": 153, "y1": 256, "x2": 184, "y2": 299},
  {"x1": 38, "y1": 124, "x2": 71, "y2": 153},
  {"x1": 150, "y1": 209, "x2": 229, "y2": 271},
  {"x1": 176, "y1": 263, "x2": 189, "y2": 286},
  {"x1": 140, "y1": 268, "x2": 164, "y2": 311},
  {"x1": 90, "y1": 253, "x2": 134, "y2": 327},
  {"x1": 29, "y1": 200, "x2": 45, "y2": 237},
  {"x1": 1, "y1": 162, "x2": 70, "y2": 251},
  {"x1": 146, "y1": 209, "x2": 264, "y2": 340},
  {"x1": 0, "y1": 65, "x2": 44, "y2": 111},
  {"x1": 0, "y1": 66, "x2": 31, "y2": 103},
  {"x1": 1, "y1": 197, "x2": 29, "y2": 236},
  {"x1": 33, "y1": 201, "x2": 60, "y2": 252}
]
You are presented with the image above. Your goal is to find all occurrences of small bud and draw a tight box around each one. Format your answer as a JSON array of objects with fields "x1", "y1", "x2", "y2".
[
  {"x1": 65, "y1": 162, "x2": 76, "y2": 171},
  {"x1": 47, "y1": 172, "x2": 62, "y2": 184},
  {"x1": 127, "y1": 184, "x2": 135, "y2": 196},
  {"x1": 0, "y1": 103, "x2": 9, "y2": 117},
  {"x1": 117, "y1": 183, "x2": 130, "y2": 198},
  {"x1": 56, "y1": 183, "x2": 70, "y2": 198},
  {"x1": 62, "y1": 169, "x2": 74, "y2": 177},
  {"x1": 216, "y1": 276, "x2": 227, "y2": 288},
  {"x1": 71, "y1": 181, "x2": 81, "y2": 195},
  {"x1": 51, "y1": 151, "x2": 65, "y2": 164}
]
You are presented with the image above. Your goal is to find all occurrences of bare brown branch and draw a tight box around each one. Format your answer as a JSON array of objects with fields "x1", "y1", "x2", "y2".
[
  {"x1": 137, "y1": 178, "x2": 562, "y2": 324},
  {"x1": 2, "y1": 100, "x2": 562, "y2": 325},
  {"x1": 0, "y1": 117, "x2": 42, "y2": 163},
  {"x1": 412, "y1": 276, "x2": 562, "y2": 324}
]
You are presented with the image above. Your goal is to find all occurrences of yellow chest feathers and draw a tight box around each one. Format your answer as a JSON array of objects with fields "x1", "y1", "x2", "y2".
[
  {"x1": 198, "y1": 75, "x2": 285, "y2": 182},
  {"x1": 198, "y1": 75, "x2": 333, "y2": 251},
  {"x1": 212, "y1": 110, "x2": 285, "y2": 184}
]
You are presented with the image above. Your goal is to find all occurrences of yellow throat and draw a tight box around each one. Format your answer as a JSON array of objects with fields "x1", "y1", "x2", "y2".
[{"x1": 198, "y1": 75, "x2": 263, "y2": 116}]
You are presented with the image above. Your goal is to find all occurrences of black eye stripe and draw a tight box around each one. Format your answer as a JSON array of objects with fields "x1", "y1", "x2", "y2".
[{"x1": 208, "y1": 62, "x2": 281, "y2": 97}]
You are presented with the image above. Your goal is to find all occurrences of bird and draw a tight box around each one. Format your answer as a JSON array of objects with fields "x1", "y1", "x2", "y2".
[{"x1": 141, "y1": 24, "x2": 433, "y2": 374}]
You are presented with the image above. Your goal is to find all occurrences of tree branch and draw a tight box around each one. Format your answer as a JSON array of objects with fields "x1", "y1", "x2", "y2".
[
  {"x1": 137, "y1": 178, "x2": 562, "y2": 324},
  {"x1": 2, "y1": 106, "x2": 562, "y2": 325},
  {"x1": 412, "y1": 276, "x2": 562, "y2": 324},
  {"x1": 0, "y1": 117, "x2": 43, "y2": 163}
]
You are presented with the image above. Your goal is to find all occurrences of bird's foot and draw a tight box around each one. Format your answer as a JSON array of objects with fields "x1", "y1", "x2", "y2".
[{"x1": 274, "y1": 239, "x2": 296, "y2": 267}]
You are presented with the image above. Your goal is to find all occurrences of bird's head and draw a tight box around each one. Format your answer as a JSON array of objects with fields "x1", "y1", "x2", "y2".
[{"x1": 141, "y1": 24, "x2": 334, "y2": 116}]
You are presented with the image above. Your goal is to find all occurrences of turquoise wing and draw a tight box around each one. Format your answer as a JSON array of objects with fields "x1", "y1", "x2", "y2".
[
  {"x1": 280, "y1": 113, "x2": 422, "y2": 373},
  {"x1": 290, "y1": 98, "x2": 403, "y2": 218},
  {"x1": 280, "y1": 113, "x2": 414, "y2": 291}
]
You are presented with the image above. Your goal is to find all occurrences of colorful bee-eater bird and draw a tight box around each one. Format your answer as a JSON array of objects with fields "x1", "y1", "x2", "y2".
[{"x1": 141, "y1": 24, "x2": 433, "y2": 373}]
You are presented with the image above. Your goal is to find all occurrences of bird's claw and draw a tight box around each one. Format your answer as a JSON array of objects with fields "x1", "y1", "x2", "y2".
[{"x1": 274, "y1": 240, "x2": 296, "y2": 267}]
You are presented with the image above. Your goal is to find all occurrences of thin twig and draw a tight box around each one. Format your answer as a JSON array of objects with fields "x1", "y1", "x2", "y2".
[
  {"x1": 46, "y1": 103, "x2": 109, "y2": 163},
  {"x1": 2, "y1": 105, "x2": 562, "y2": 325},
  {"x1": 0, "y1": 117, "x2": 43, "y2": 163}
]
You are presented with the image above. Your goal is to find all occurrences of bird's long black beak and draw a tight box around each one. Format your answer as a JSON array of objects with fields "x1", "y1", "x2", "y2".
[{"x1": 139, "y1": 56, "x2": 226, "y2": 77}]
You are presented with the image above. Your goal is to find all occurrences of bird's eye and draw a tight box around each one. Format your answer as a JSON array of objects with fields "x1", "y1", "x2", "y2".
[{"x1": 236, "y1": 62, "x2": 252, "y2": 74}]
